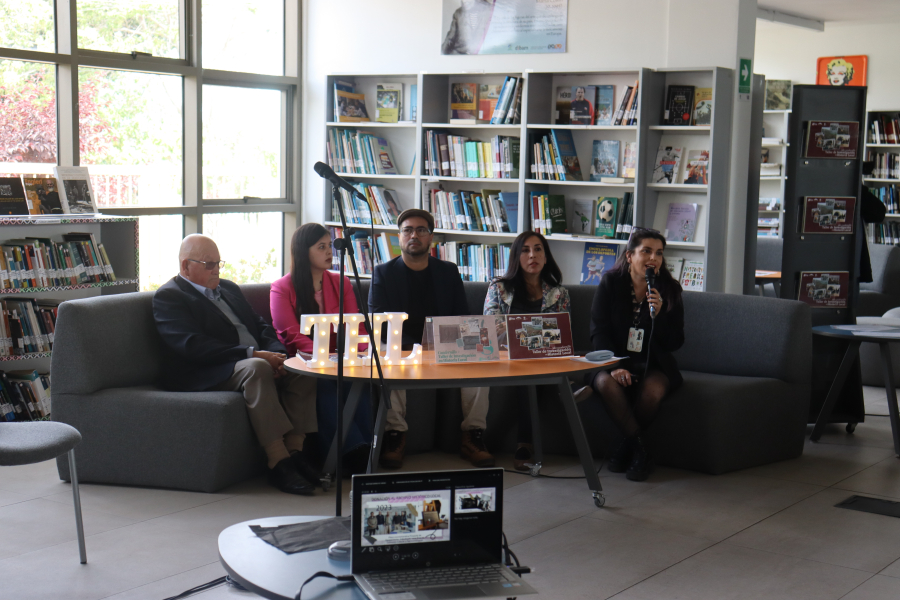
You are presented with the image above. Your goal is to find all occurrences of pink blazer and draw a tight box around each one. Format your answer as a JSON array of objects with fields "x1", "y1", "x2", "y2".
[{"x1": 270, "y1": 271, "x2": 365, "y2": 355}]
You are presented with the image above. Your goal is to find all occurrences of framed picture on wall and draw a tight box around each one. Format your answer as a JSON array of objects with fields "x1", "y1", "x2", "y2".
[{"x1": 816, "y1": 55, "x2": 867, "y2": 87}]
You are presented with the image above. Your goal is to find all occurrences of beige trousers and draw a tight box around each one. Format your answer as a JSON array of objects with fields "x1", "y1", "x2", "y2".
[
  {"x1": 213, "y1": 357, "x2": 318, "y2": 448},
  {"x1": 385, "y1": 387, "x2": 487, "y2": 432}
]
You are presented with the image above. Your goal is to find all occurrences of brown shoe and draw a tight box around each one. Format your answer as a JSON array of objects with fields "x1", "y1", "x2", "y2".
[
  {"x1": 379, "y1": 431, "x2": 406, "y2": 469},
  {"x1": 513, "y1": 443, "x2": 534, "y2": 471},
  {"x1": 461, "y1": 428, "x2": 495, "y2": 468}
]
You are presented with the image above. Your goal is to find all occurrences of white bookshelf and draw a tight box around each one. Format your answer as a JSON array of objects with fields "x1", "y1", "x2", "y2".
[
  {"x1": 758, "y1": 109, "x2": 790, "y2": 237},
  {"x1": 323, "y1": 67, "x2": 735, "y2": 290},
  {"x1": 863, "y1": 110, "x2": 900, "y2": 246}
]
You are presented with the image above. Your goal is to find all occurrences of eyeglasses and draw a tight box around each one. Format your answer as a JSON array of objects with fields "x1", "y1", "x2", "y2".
[
  {"x1": 187, "y1": 259, "x2": 225, "y2": 270},
  {"x1": 400, "y1": 227, "x2": 432, "y2": 237}
]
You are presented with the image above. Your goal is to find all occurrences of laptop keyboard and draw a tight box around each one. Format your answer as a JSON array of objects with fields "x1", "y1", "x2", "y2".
[{"x1": 365, "y1": 564, "x2": 513, "y2": 593}]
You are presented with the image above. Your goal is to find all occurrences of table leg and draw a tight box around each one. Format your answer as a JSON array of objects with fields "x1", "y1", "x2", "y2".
[
  {"x1": 367, "y1": 383, "x2": 391, "y2": 474},
  {"x1": 757, "y1": 283, "x2": 764, "y2": 297},
  {"x1": 879, "y1": 342, "x2": 900, "y2": 456},
  {"x1": 527, "y1": 386, "x2": 543, "y2": 476},
  {"x1": 811, "y1": 341, "x2": 861, "y2": 442},
  {"x1": 555, "y1": 376, "x2": 605, "y2": 508},
  {"x1": 323, "y1": 381, "x2": 364, "y2": 477},
  {"x1": 773, "y1": 281, "x2": 781, "y2": 297}
]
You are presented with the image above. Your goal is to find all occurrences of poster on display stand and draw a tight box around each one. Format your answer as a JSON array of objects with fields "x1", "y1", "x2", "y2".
[{"x1": 506, "y1": 312, "x2": 574, "y2": 359}]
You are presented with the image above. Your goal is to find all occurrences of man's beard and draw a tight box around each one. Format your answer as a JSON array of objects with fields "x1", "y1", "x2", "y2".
[{"x1": 403, "y1": 244, "x2": 429, "y2": 257}]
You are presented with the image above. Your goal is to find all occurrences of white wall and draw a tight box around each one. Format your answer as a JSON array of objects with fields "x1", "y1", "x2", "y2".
[{"x1": 755, "y1": 19, "x2": 900, "y2": 110}]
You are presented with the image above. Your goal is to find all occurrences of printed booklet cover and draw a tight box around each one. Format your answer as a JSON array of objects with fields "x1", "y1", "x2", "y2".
[
  {"x1": 798, "y1": 271, "x2": 849, "y2": 308},
  {"x1": 431, "y1": 315, "x2": 500, "y2": 364},
  {"x1": 805, "y1": 121, "x2": 859, "y2": 159},
  {"x1": 590, "y1": 140, "x2": 620, "y2": 181},
  {"x1": 581, "y1": 242, "x2": 619, "y2": 284},
  {"x1": 506, "y1": 313, "x2": 574, "y2": 359},
  {"x1": 665, "y1": 202, "x2": 698, "y2": 242},
  {"x1": 801, "y1": 196, "x2": 856, "y2": 234}
]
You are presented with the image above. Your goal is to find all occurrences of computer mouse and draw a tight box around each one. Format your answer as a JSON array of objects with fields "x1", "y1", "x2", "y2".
[{"x1": 327, "y1": 540, "x2": 352, "y2": 561}]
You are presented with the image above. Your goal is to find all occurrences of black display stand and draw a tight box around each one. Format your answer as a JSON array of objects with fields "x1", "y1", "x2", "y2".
[{"x1": 779, "y1": 84, "x2": 867, "y2": 426}]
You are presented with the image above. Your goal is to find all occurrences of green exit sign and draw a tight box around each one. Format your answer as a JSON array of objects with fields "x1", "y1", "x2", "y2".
[{"x1": 739, "y1": 58, "x2": 752, "y2": 95}]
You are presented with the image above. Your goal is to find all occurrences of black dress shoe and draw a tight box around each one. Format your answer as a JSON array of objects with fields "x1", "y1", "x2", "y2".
[
  {"x1": 268, "y1": 458, "x2": 315, "y2": 495},
  {"x1": 290, "y1": 451, "x2": 325, "y2": 489},
  {"x1": 607, "y1": 437, "x2": 633, "y2": 473},
  {"x1": 626, "y1": 436, "x2": 652, "y2": 482}
]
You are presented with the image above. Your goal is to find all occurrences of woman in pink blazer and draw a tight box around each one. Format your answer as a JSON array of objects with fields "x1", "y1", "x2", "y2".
[{"x1": 271, "y1": 223, "x2": 372, "y2": 471}]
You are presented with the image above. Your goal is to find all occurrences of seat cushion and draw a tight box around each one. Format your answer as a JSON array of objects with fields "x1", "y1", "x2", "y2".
[{"x1": 0, "y1": 422, "x2": 82, "y2": 466}]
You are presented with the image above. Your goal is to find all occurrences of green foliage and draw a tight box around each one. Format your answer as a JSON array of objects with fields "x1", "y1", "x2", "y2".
[
  {"x1": 220, "y1": 247, "x2": 277, "y2": 284},
  {"x1": 77, "y1": 0, "x2": 180, "y2": 58},
  {"x1": 0, "y1": 1, "x2": 55, "y2": 52}
]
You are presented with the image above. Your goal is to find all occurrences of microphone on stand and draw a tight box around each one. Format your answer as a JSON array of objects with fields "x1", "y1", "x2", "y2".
[
  {"x1": 645, "y1": 267, "x2": 657, "y2": 319},
  {"x1": 314, "y1": 161, "x2": 366, "y2": 199}
]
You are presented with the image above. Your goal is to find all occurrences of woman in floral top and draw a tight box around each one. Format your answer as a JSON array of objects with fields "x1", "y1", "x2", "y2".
[{"x1": 482, "y1": 231, "x2": 570, "y2": 470}]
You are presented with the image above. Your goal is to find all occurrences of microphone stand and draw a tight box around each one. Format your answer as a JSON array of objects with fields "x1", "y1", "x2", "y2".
[{"x1": 329, "y1": 183, "x2": 388, "y2": 517}]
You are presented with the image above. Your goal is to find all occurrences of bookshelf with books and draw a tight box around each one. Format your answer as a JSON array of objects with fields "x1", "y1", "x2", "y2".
[
  {"x1": 759, "y1": 109, "x2": 791, "y2": 237},
  {"x1": 863, "y1": 110, "x2": 900, "y2": 245},
  {"x1": 321, "y1": 69, "x2": 734, "y2": 289},
  {"x1": 0, "y1": 216, "x2": 138, "y2": 421},
  {"x1": 639, "y1": 67, "x2": 734, "y2": 292}
]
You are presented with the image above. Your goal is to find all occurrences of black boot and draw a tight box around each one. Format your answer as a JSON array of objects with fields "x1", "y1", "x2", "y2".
[
  {"x1": 607, "y1": 437, "x2": 633, "y2": 473},
  {"x1": 626, "y1": 436, "x2": 652, "y2": 482}
]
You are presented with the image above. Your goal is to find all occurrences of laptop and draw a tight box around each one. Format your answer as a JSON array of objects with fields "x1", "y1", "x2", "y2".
[{"x1": 351, "y1": 468, "x2": 538, "y2": 600}]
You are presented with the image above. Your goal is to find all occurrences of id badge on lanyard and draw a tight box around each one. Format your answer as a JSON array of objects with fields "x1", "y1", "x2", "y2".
[{"x1": 627, "y1": 327, "x2": 644, "y2": 352}]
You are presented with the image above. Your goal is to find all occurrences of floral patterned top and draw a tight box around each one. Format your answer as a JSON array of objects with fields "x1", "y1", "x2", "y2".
[{"x1": 483, "y1": 279, "x2": 571, "y2": 315}]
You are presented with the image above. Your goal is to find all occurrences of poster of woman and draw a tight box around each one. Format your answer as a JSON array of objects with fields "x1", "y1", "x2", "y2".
[{"x1": 816, "y1": 55, "x2": 867, "y2": 87}]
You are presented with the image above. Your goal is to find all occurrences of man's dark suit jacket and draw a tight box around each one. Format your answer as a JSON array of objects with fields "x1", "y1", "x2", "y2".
[
  {"x1": 368, "y1": 255, "x2": 469, "y2": 346},
  {"x1": 153, "y1": 276, "x2": 287, "y2": 392}
]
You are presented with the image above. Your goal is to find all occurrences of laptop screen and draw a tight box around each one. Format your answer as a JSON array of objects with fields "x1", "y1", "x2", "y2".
[{"x1": 351, "y1": 468, "x2": 504, "y2": 574}]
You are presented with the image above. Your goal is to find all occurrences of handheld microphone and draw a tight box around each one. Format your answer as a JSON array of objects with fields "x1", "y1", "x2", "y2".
[
  {"x1": 645, "y1": 267, "x2": 656, "y2": 319},
  {"x1": 314, "y1": 161, "x2": 365, "y2": 199}
]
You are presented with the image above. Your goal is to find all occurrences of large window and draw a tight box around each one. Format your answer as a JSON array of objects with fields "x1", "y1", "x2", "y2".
[{"x1": 0, "y1": 1, "x2": 298, "y2": 293}]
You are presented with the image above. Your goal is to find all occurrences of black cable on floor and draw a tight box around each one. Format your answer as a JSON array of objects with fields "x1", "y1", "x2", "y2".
[{"x1": 161, "y1": 576, "x2": 227, "y2": 600}]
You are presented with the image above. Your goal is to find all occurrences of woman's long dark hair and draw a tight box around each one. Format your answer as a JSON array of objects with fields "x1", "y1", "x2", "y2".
[
  {"x1": 290, "y1": 223, "x2": 330, "y2": 319},
  {"x1": 496, "y1": 231, "x2": 562, "y2": 300},
  {"x1": 609, "y1": 228, "x2": 682, "y2": 311}
]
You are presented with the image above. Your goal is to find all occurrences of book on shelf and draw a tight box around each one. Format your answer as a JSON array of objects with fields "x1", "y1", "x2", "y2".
[
  {"x1": 866, "y1": 184, "x2": 899, "y2": 214},
  {"x1": 0, "y1": 299, "x2": 58, "y2": 355},
  {"x1": 595, "y1": 85, "x2": 615, "y2": 126},
  {"x1": 8, "y1": 370, "x2": 51, "y2": 416},
  {"x1": 759, "y1": 163, "x2": 782, "y2": 177},
  {"x1": 335, "y1": 88, "x2": 371, "y2": 123},
  {"x1": 758, "y1": 218, "x2": 780, "y2": 227},
  {"x1": 332, "y1": 182, "x2": 401, "y2": 226},
  {"x1": 665, "y1": 256, "x2": 685, "y2": 280},
  {"x1": 555, "y1": 87, "x2": 572, "y2": 125},
  {"x1": 378, "y1": 231, "x2": 403, "y2": 260},
  {"x1": 665, "y1": 203, "x2": 699, "y2": 243},
  {"x1": 504, "y1": 78, "x2": 523, "y2": 125},
  {"x1": 599, "y1": 177, "x2": 634, "y2": 184},
  {"x1": 22, "y1": 177, "x2": 63, "y2": 215},
  {"x1": 569, "y1": 199, "x2": 595, "y2": 235},
  {"x1": 664, "y1": 85, "x2": 694, "y2": 126},
  {"x1": 765, "y1": 80, "x2": 792, "y2": 111},
  {"x1": 434, "y1": 241, "x2": 511, "y2": 282},
  {"x1": 53, "y1": 166, "x2": 98, "y2": 214},
  {"x1": 868, "y1": 221, "x2": 900, "y2": 245},
  {"x1": 759, "y1": 197, "x2": 782, "y2": 211},
  {"x1": 409, "y1": 84, "x2": 418, "y2": 122},
  {"x1": 761, "y1": 148, "x2": 770, "y2": 164},
  {"x1": 866, "y1": 151, "x2": 899, "y2": 179},
  {"x1": 868, "y1": 113, "x2": 900, "y2": 144},
  {"x1": 580, "y1": 242, "x2": 619, "y2": 284},
  {"x1": 0, "y1": 369, "x2": 50, "y2": 421},
  {"x1": 426, "y1": 188, "x2": 510, "y2": 233},
  {"x1": 614, "y1": 192, "x2": 635, "y2": 240},
  {"x1": 569, "y1": 85, "x2": 596, "y2": 125},
  {"x1": 624, "y1": 81, "x2": 640, "y2": 126},
  {"x1": 797, "y1": 271, "x2": 849, "y2": 308},
  {"x1": 0, "y1": 235, "x2": 116, "y2": 290},
  {"x1": 801, "y1": 196, "x2": 855, "y2": 234},
  {"x1": 612, "y1": 85, "x2": 633, "y2": 126},
  {"x1": 680, "y1": 260, "x2": 704, "y2": 291},
  {"x1": 549, "y1": 129, "x2": 583, "y2": 181},
  {"x1": 683, "y1": 150, "x2": 709, "y2": 184},
  {"x1": 333, "y1": 80, "x2": 354, "y2": 119},
  {"x1": 651, "y1": 146, "x2": 684, "y2": 184},
  {"x1": 692, "y1": 88, "x2": 713, "y2": 125},
  {"x1": 622, "y1": 142, "x2": 637, "y2": 179},
  {"x1": 424, "y1": 132, "x2": 519, "y2": 179},
  {"x1": 0, "y1": 177, "x2": 30, "y2": 215},
  {"x1": 528, "y1": 192, "x2": 566, "y2": 235},
  {"x1": 450, "y1": 82, "x2": 483, "y2": 123},
  {"x1": 328, "y1": 130, "x2": 400, "y2": 175},
  {"x1": 593, "y1": 197, "x2": 619, "y2": 238},
  {"x1": 590, "y1": 140, "x2": 619, "y2": 181},
  {"x1": 490, "y1": 76, "x2": 520, "y2": 124},
  {"x1": 478, "y1": 83, "x2": 503, "y2": 122},
  {"x1": 375, "y1": 83, "x2": 403, "y2": 123},
  {"x1": 804, "y1": 121, "x2": 859, "y2": 159}
]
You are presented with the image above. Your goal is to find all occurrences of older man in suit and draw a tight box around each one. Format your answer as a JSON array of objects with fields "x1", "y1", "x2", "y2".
[
  {"x1": 369, "y1": 209, "x2": 493, "y2": 470},
  {"x1": 153, "y1": 234, "x2": 319, "y2": 495}
]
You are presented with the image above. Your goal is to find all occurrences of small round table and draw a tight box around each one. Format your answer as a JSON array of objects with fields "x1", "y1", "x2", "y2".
[
  {"x1": 219, "y1": 515, "x2": 363, "y2": 600},
  {"x1": 285, "y1": 351, "x2": 617, "y2": 507},
  {"x1": 810, "y1": 325, "x2": 900, "y2": 455}
]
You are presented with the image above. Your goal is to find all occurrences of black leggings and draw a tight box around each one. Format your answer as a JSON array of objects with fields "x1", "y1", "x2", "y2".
[{"x1": 591, "y1": 368, "x2": 670, "y2": 437}]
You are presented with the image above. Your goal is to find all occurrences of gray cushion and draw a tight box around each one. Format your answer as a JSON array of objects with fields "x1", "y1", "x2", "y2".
[
  {"x1": 861, "y1": 244, "x2": 900, "y2": 296},
  {"x1": 857, "y1": 316, "x2": 900, "y2": 387},
  {"x1": 0, "y1": 422, "x2": 81, "y2": 466},
  {"x1": 885, "y1": 308, "x2": 900, "y2": 319},
  {"x1": 755, "y1": 237, "x2": 783, "y2": 272}
]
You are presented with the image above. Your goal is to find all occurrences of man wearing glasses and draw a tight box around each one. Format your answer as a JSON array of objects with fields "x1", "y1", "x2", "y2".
[
  {"x1": 153, "y1": 234, "x2": 320, "y2": 496},
  {"x1": 368, "y1": 209, "x2": 493, "y2": 469}
]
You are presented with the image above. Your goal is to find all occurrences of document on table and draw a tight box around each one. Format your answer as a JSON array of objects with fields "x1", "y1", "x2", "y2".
[
  {"x1": 570, "y1": 356, "x2": 625, "y2": 366},
  {"x1": 833, "y1": 325, "x2": 899, "y2": 332},
  {"x1": 850, "y1": 330, "x2": 900, "y2": 338}
]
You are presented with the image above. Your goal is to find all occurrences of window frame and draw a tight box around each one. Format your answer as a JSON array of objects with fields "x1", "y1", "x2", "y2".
[{"x1": 0, "y1": 0, "x2": 302, "y2": 285}]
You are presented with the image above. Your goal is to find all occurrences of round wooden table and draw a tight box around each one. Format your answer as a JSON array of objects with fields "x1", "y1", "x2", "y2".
[{"x1": 285, "y1": 351, "x2": 617, "y2": 507}]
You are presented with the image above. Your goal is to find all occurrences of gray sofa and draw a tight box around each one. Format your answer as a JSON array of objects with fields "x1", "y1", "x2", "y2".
[
  {"x1": 859, "y1": 244, "x2": 900, "y2": 317},
  {"x1": 52, "y1": 281, "x2": 811, "y2": 491},
  {"x1": 859, "y1": 307, "x2": 900, "y2": 387}
]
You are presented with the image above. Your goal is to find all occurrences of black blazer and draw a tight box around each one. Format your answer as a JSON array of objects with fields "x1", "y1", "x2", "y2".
[
  {"x1": 153, "y1": 276, "x2": 287, "y2": 392},
  {"x1": 368, "y1": 255, "x2": 469, "y2": 345},
  {"x1": 590, "y1": 270, "x2": 685, "y2": 388}
]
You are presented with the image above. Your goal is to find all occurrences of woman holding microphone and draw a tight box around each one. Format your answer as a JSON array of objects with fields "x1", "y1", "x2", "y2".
[{"x1": 589, "y1": 228, "x2": 684, "y2": 481}]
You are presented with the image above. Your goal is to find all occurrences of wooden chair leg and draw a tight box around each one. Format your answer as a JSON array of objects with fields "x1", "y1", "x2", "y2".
[{"x1": 68, "y1": 449, "x2": 87, "y2": 564}]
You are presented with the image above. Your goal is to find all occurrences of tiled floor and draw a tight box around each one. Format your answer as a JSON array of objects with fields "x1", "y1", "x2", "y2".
[{"x1": 1, "y1": 388, "x2": 899, "y2": 600}]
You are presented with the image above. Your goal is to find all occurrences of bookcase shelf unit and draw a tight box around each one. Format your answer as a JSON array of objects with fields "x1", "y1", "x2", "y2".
[
  {"x1": 862, "y1": 110, "x2": 900, "y2": 245},
  {"x1": 0, "y1": 216, "x2": 138, "y2": 376},
  {"x1": 759, "y1": 110, "x2": 791, "y2": 237},
  {"x1": 322, "y1": 68, "x2": 734, "y2": 290}
]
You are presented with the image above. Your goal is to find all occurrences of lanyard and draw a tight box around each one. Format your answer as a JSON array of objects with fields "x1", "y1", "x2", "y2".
[{"x1": 630, "y1": 281, "x2": 645, "y2": 329}]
